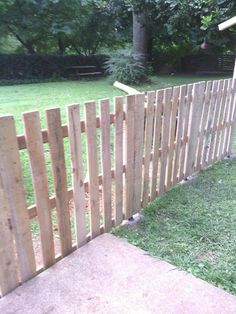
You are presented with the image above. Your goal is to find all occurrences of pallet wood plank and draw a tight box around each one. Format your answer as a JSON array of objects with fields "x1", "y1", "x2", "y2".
[
  {"x1": 172, "y1": 85, "x2": 186, "y2": 185},
  {"x1": 212, "y1": 79, "x2": 229, "y2": 162},
  {"x1": 207, "y1": 80, "x2": 224, "y2": 164},
  {"x1": 185, "y1": 82, "x2": 205, "y2": 177},
  {"x1": 159, "y1": 87, "x2": 173, "y2": 195},
  {"x1": 133, "y1": 93, "x2": 145, "y2": 213},
  {"x1": 202, "y1": 81, "x2": 219, "y2": 166},
  {"x1": 142, "y1": 91, "x2": 155, "y2": 207},
  {"x1": 100, "y1": 99, "x2": 112, "y2": 232},
  {"x1": 150, "y1": 89, "x2": 164, "y2": 200},
  {"x1": 125, "y1": 95, "x2": 135, "y2": 218},
  {"x1": 167, "y1": 86, "x2": 180, "y2": 189},
  {"x1": 0, "y1": 175, "x2": 19, "y2": 296},
  {"x1": 67, "y1": 105, "x2": 87, "y2": 247},
  {"x1": 196, "y1": 81, "x2": 212, "y2": 170},
  {"x1": 85, "y1": 101, "x2": 101, "y2": 238},
  {"x1": 23, "y1": 111, "x2": 55, "y2": 268},
  {"x1": 0, "y1": 116, "x2": 36, "y2": 282},
  {"x1": 46, "y1": 108, "x2": 72, "y2": 256},
  {"x1": 114, "y1": 96, "x2": 124, "y2": 226}
]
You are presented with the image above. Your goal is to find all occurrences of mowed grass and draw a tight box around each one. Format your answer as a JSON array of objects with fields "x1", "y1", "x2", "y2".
[{"x1": 113, "y1": 159, "x2": 236, "y2": 295}]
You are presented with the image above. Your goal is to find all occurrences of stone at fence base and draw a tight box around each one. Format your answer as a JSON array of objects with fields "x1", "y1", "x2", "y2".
[
  {"x1": 180, "y1": 175, "x2": 198, "y2": 185},
  {"x1": 122, "y1": 213, "x2": 144, "y2": 226},
  {"x1": 224, "y1": 153, "x2": 236, "y2": 161}
]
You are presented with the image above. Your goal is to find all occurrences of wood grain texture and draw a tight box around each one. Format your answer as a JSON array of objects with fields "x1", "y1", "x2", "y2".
[
  {"x1": 0, "y1": 174, "x2": 19, "y2": 296},
  {"x1": 150, "y1": 89, "x2": 164, "y2": 200},
  {"x1": 85, "y1": 102, "x2": 101, "y2": 238},
  {"x1": 166, "y1": 86, "x2": 180, "y2": 189},
  {"x1": 185, "y1": 82, "x2": 205, "y2": 177},
  {"x1": 142, "y1": 91, "x2": 155, "y2": 207},
  {"x1": 0, "y1": 116, "x2": 36, "y2": 283},
  {"x1": 67, "y1": 104, "x2": 87, "y2": 247},
  {"x1": 100, "y1": 99, "x2": 112, "y2": 232},
  {"x1": 125, "y1": 95, "x2": 135, "y2": 218},
  {"x1": 159, "y1": 87, "x2": 173, "y2": 195},
  {"x1": 133, "y1": 93, "x2": 145, "y2": 213},
  {"x1": 23, "y1": 111, "x2": 55, "y2": 268},
  {"x1": 114, "y1": 96, "x2": 124, "y2": 226},
  {"x1": 46, "y1": 108, "x2": 72, "y2": 256}
]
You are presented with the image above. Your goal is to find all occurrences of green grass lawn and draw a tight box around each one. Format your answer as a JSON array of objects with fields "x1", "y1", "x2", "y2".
[
  {"x1": 1, "y1": 74, "x2": 235, "y2": 294},
  {"x1": 113, "y1": 159, "x2": 236, "y2": 295}
]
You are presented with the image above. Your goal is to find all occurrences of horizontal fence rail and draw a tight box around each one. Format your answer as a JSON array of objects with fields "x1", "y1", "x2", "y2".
[{"x1": 0, "y1": 78, "x2": 236, "y2": 296}]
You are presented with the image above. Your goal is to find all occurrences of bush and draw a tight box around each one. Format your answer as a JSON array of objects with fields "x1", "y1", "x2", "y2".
[{"x1": 105, "y1": 54, "x2": 147, "y2": 85}]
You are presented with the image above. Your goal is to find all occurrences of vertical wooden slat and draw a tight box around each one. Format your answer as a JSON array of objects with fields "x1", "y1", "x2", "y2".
[
  {"x1": 207, "y1": 80, "x2": 224, "y2": 164},
  {"x1": 185, "y1": 82, "x2": 205, "y2": 177},
  {"x1": 166, "y1": 86, "x2": 180, "y2": 189},
  {"x1": 46, "y1": 108, "x2": 72, "y2": 256},
  {"x1": 212, "y1": 79, "x2": 229, "y2": 162},
  {"x1": 218, "y1": 79, "x2": 232, "y2": 159},
  {"x1": 100, "y1": 99, "x2": 112, "y2": 232},
  {"x1": 202, "y1": 81, "x2": 219, "y2": 166},
  {"x1": 158, "y1": 87, "x2": 173, "y2": 195},
  {"x1": 0, "y1": 116, "x2": 36, "y2": 282},
  {"x1": 142, "y1": 91, "x2": 155, "y2": 207},
  {"x1": 133, "y1": 93, "x2": 145, "y2": 213},
  {"x1": 67, "y1": 104, "x2": 87, "y2": 248},
  {"x1": 0, "y1": 175, "x2": 19, "y2": 296},
  {"x1": 226, "y1": 79, "x2": 236, "y2": 155},
  {"x1": 85, "y1": 101, "x2": 100, "y2": 238},
  {"x1": 23, "y1": 111, "x2": 55, "y2": 268},
  {"x1": 114, "y1": 96, "x2": 124, "y2": 226},
  {"x1": 196, "y1": 81, "x2": 212, "y2": 171},
  {"x1": 172, "y1": 85, "x2": 186, "y2": 185},
  {"x1": 125, "y1": 95, "x2": 135, "y2": 218},
  {"x1": 150, "y1": 89, "x2": 164, "y2": 201},
  {"x1": 179, "y1": 84, "x2": 193, "y2": 180}
]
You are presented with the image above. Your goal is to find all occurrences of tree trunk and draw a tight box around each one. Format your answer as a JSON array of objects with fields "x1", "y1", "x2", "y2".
[{"x1": 133, "y1": 11, "x2": 148, "y2": 62}]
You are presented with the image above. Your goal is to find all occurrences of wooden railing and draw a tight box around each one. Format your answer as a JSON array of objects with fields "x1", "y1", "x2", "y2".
[{"x1": 0, "y1": 78, "x2": 235, "y2": 297}]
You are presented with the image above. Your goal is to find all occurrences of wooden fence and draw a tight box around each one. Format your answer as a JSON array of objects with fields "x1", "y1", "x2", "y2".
[{"x1": 0, "y1": 78, "x2": 235, "y2": 296}]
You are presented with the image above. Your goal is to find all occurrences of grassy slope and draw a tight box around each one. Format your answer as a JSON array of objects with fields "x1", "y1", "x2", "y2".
[{"x1": 113, "y1": 159, "x2": 236, "y2": 295}]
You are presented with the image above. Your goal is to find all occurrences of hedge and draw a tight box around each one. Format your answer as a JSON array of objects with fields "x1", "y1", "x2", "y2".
[{"x1": 0, "y1": 54, "x2": 109, "y2": 81}]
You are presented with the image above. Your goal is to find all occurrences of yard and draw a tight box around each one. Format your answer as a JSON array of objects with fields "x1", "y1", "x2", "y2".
[{"x1": 0, "y1": 74, "x2": 235, "y2": 296}]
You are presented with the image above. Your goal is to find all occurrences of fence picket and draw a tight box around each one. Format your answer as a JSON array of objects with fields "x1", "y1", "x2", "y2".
[
  {"x1": 151, "y1": 90, "x2": 164, "y2": 200},
  {"x1": 46, "y1": 108, "x2": 72, "y2": 256},
  {"x1": 196, "y1": 81, "x2": 212, "y2": 171},
  {"x1": 67, "y1": 104, "x2": 87, "y2": 247},
  {"x1": 0, "y1": 175, "x2": 19, "y2": 296},
  {"x1": 0, "y1": 116, "x2": 36, "y2": 282},
  {"x1": 185, "y1": 82, "x2": 205, "y2": 177},
  {"x1": 114, "y1": 96, "x2": 124, "y2": 226},
  {"x1": 142, "y1": 91, "x2": 155, "y2": 207},
  {"x1": 226, "y1": 79, "x2": 236, "y2": 155},
  {"x1": 23, "y1": 111, "x2": 55, "y2": 268},
  {"x1": 203, "y1": 81, "x2": 218, "y2": 166},
  {"x1": 85, "y1": 101, "x2": 101, "y2": 238},
  {"x1": 159, "y1": 87, "x2": 173, "y2": 195},
  {"x1": 167, "y1": 86, "x2": 180, "y2": 189},
  {"x1": 172, "y1": 85, "x2": 186, "y2": 185},
  {"x1": 100, "y1": 99, "x2": 112, "y2": 232},
  {"x1": 133, "y1": 93, "x2": 145, "y2": 213},
  {"x1": 125, "y1": 95, "x2": 135, "y2": 218}
]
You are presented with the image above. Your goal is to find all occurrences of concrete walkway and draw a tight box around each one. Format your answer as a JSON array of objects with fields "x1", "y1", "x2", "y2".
[{"x1": 0, "y1": 234, "x2": 236, "y2": 314}]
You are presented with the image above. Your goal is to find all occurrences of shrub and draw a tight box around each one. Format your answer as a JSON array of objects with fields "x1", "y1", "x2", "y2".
[{"x1": 105, "y1": 54, "x2": 147, "y2": 85}]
